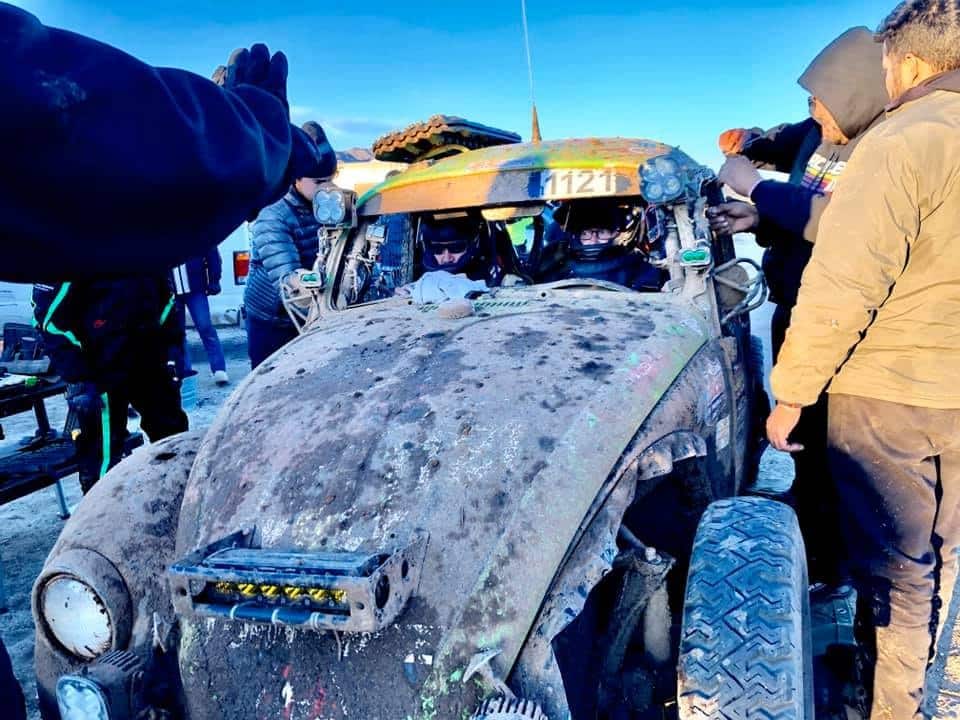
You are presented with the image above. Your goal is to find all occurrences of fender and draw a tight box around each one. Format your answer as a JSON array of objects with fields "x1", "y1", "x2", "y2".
[{"x1": 33, "y1": 430, "x2": 202, "y2": 718}]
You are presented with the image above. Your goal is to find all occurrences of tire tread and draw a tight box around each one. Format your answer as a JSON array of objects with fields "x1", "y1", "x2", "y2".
[{"x1": 678, "y1": 497, "x2": 811, "y2": 719}]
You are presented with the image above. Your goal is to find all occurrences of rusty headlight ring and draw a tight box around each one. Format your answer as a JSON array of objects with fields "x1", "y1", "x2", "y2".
[{"x1": 33, "y1": 549, "x2": 133, "y2": 662}]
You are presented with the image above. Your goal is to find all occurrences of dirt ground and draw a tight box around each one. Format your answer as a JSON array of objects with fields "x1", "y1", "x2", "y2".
[{"x1": 2, "y1": 302, "x2": 959, "y2": 718}]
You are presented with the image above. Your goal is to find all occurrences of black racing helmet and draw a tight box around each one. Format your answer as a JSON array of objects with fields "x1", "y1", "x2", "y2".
[
  {"x1": 419, "y1": 214, "x2": 482, "y2": 273},
  {"x1": 558, "y1": 201, "x2": 631, "y2": 261}
]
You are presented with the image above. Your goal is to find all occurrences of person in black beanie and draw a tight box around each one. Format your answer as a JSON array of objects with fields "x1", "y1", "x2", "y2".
[
  {"x1": 707, "y1": 27, "x2": 889, "y2": 588},
  {"x1": 244, "y1": 122, "x2": 337, "y2": 368}
]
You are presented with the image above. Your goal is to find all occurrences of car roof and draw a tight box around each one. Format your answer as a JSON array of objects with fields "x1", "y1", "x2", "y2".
[{"x1": 357, "y1": 137, "x2": 698, "y2": 217}]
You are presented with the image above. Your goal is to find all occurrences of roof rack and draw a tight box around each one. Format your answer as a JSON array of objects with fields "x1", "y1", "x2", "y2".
[{"x1": 373, "y1": 115, "x2": 521, "y2": 163}]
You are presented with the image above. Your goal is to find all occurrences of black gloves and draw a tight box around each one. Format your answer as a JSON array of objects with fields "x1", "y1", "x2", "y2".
[{"x1": 221, "y1": 44, "x2": 289, "y2": 115}]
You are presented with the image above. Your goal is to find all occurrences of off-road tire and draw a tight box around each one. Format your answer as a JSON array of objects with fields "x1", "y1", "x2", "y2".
[{"x1": 677, "y1": 497, "x2": 813, "y2": 719}]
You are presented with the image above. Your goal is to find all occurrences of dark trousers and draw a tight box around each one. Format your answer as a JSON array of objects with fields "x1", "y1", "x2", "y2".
[
  {"x1": 0, "y1": 635, "x2": 26, "y2": 720},
  {"x1": 772, "y1": 303, "x2": 840, "y2": 584},
  {"x1": 73, "y1": 366, "x2": 188, "y2": 492},
  {"x1": 179, "y1": 292, "x2": 226, "y2": 373},
  {"x1": 246, "y1": 314, "x2": 297, "y2": 369},
  {"x1": 828, "y1": 393, "x2": 960, "y2": 720}
]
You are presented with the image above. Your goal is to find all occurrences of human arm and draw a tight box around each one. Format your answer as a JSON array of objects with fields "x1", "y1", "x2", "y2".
[
  {"x1": 707, "y1": 202, "x2": 760, "y2": 235},
  {"x1": 719, "y1": 153, "x2": 831, "y2": 244},
  {"x1": 0, "y1": 5, "x2": 307, "y2": 282},
  {"x1": 751, "y1": 181, "x2": 829, "y2": 243},
  {"x1": 720, "y1": 119, "x2": 820, "y2": 172},
  {"x1": 32, "y1": 283, "x2": 90, "y2": 383},
  {"x1": 769, "y1": 131, "x2": 917, "y2": 407}
]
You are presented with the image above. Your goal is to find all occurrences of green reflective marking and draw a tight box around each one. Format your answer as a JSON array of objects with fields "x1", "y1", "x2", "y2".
[
  {"x1": 98, "y1": 393, "x2": 111, "y2": 479},
  {"x1": 159, "y1": 294, "x2": 176, "y2": 325},
  {"x1": 42, "y1": 283, "x2": 81, "y2": 347}
]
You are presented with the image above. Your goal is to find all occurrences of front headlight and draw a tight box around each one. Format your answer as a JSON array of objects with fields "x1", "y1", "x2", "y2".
[
  {"x1": 33, "y1": 548, "x2": 132, "y2": 662},
  {"x1": 41, "y1": 575, "x2": 113, "y2": 660},
  {"x1": 56, "y1": 651, "x2": 146, "y2": 720},
  {"x1": 639, "y1": 152, "x2": 687, "y2": 204},
  {"x1": 314, "y1": 189, "x2": 346, "y2": 225},
  {"x1": 57, "y1": 676, "x2": 110, "y2": 720}
]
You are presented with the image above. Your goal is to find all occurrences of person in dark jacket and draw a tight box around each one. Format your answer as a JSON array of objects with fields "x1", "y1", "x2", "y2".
[
  {"x1": 172, "y1": 248, "x2": 229, "y2": 385},
  {"x1": 244, "y1": 123, "x2": 337, "y2": 368},
  {"x1": 33, "y1": 277, "x2": 189, "y2": 492},
  {"x1": 707, "y1": 27, "x2": 889, "y2": 587},
  {"x1": 0, "y1": 3, "x2": 325, "y2": 283},
  {"x1": 0, "y1": 634, "x2": 26, "y2": 720}
]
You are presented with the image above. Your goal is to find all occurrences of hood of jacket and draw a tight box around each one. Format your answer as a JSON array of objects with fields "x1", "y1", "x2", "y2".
[
  {"x1": 798, "y1": 26, "x2": 889, "y2": 140},
  {"x1": 888, "y1": 68, "x2": 960, "y2": 112}
]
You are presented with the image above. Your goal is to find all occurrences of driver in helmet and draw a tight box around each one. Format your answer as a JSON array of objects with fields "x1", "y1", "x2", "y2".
[
  {"x1": 418, "y1": 213, "x2": 503, "y2": 286},
  {"x1": 539, "y1": 201, "x2": 663, "y2": 291}
]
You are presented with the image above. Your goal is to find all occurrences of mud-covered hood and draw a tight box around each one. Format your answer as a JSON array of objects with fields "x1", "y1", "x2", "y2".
[{"x1": 174, "y1": 288, "x2": 709, "y2": 718}]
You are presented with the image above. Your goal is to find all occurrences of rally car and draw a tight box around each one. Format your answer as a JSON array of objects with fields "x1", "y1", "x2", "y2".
[{"x1": 30, "y1": 122, "x2": 820, "y2": 720}]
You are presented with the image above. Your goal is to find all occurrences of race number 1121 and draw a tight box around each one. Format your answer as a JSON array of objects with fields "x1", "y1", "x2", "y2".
[{"x1": 540, "y1": 168, "x2": 616, "y2": 199}]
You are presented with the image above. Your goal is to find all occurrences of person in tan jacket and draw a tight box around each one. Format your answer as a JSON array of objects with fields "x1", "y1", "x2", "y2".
[{"x1": 766, "y1": 2, "x2": 960, "y2": 717}]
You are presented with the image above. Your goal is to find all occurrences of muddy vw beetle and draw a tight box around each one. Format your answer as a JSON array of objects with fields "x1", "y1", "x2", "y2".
[{"x1": 34, "y1": 119, "x2": 814, "y2": 720}]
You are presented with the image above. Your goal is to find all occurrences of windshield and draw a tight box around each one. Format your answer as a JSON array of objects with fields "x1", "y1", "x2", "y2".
[{"x1": 332, "y1": 197, "x2": 675, "y2": 310}]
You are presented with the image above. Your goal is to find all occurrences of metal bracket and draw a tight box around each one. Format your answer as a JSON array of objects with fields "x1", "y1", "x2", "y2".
[
  {"x1": 711, "y1": 257, "x2": 768, "y2": 324},
  {"x1": 169, "y1": 531, "x2": 428, "y2": 634}
]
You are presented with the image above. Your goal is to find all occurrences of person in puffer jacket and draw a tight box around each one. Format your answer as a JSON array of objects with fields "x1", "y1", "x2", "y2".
[
  {"x1": 244, "y1": 121, "x2": 337, "y2": 368},
  {"x1": 706, "y1": 26, "x2": 889, "y2": 590}
]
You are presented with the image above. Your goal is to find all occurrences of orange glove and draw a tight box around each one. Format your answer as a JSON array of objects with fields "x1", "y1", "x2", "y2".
[{"x1": 718, "y1": 128, "x2": 751, "y2": 156}]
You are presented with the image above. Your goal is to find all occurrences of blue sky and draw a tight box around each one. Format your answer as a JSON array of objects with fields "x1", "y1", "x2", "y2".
[{"x1": 14, "y1": 0, "x2": 895, "y2": 169}]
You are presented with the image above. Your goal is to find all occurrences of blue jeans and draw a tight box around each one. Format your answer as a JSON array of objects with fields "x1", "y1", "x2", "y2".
[
  {"x1": 179, "y1": 292, "x2": 226, "y2": 373},
  {"x1": 246, "y1": 314, "x2": 297, "y2": 369}
]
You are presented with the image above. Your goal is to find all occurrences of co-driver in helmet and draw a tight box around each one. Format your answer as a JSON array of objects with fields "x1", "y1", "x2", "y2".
[{"x1": 539, "y1": 200, "x2": 663, "y2": 291}]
